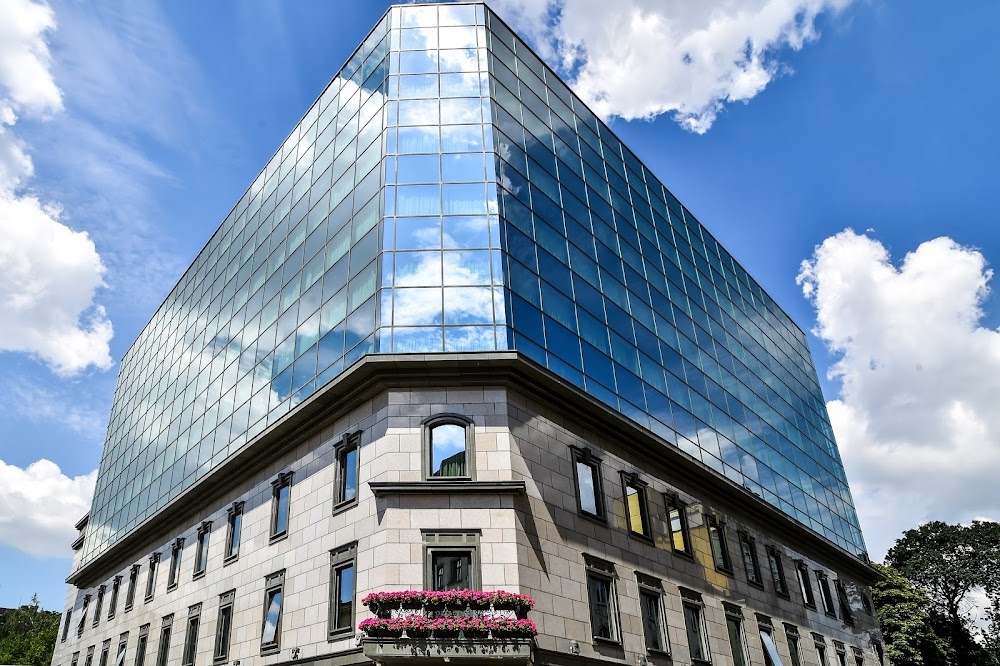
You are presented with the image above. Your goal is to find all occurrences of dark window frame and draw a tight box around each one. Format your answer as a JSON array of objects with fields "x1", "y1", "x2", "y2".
[
  {"x1": 108, "y1": 576, "x2": 122, "y2": 620},
  {"x1": 61, "y1": 609, "x2": 72, "y2": 643},
  {"x1": 260, "y1": 570, "x2": 286, "y2": 655},
  {"x1": 583, "y1": 554, "x2": 620, "y2": 645},
  {"x1": 570, "y1": 446, "x2": 606, "y2": 522},
  {"x1": 125, "y1": 565, "x2": 140, "y2": 612},
  {"x1": 114, "y1": 633, "x2": 128, "y2": 666},
  {"x1": 724, "y1": 603, "x2": 749, "y2": 666},
  {"x1": 679, "y1": 587, "x2": 710, "y2": 665},
  {"x1": 84, "y1": 645, "x2": 94, "y2": 666},
  {"x1": 706, "y1": 514, "x2": 733, "y2": 573},
  {"x1": 737, "y1": 531, "x2": 763, "y2": 588},
  {"x1": 621, "y1": 472, "x2": 652, "y2": 541},
  {"x1": 213, "y1": 590, "x2": 235, "y2": 663},
  {"x1": 784, "y1": 623, "x2": 803, "y2": 666},
  {"x1": 98, "y1": 639, "x2": 111, "y2": 666},
  {"x1": 167, "y1": 538, "x2": 184, "y2": 592},
  {"x1": 224, "y1": 501, "x2": 244, "y2": 563},
  {"x1": 816, "y1": 571, "x2": 837, "y2": 618},
  {"x1": 193, "y1": 521, "x2": 211, "y2": 580},
  {"x1": 422, "y1": 413, "x2": 476, "y2": 480},
  {"x1": 135, "y1": 624, "x2": 149, "y2": 666},
  {"x1": 423, "y1": 530, "x2": 481, "y2": 591},
  {"x1": 155, "y1": 615, "x2": 172, "y2": 666},
  {"x1": 765, "y1": 545, "x2": 789, "y2": 598},
  {"x1": 835, "y1": 579, "x2": 855, "y2": 625},
  {"x1": 329, "y1": 542, "x2": 358, "y2": 639},
  {"x1": 145, "y1": 553, "x2": 160, "y2": 603},
  {"x1": 77, "y1": 594, "x2": 90, "y2": 638},
  {"x1": 635, "y1": 573, "x2": 669, "y2": 655},
  {"x1": 71, "y1": 651, "x2": 79, "y2": 666},
  {"x1": 333, "y1": 431, "x2": 362, "y2": 513},
  {"x1": 795, "y1": 560, "x2": 816, "y2": 609},
  {"x1": 181, "y1": 604, "x2": 201, "y2": 666},
  {"x1": 813, "y1": 633, "x2": 829, "y2": 666},
  {"x1": 93, "y1": 586, "x2": 106, "y2": 627},
  {"x1": 270, "y1": 471, "x2": 294, "y2": 542},
  {"x1": 664, "y1": 492, "x2": 693, "y2": 557}
]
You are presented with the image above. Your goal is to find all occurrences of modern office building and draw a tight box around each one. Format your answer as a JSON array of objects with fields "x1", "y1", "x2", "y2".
[{"x1": 52, "y1": 4, "x2": 884, "y2": 666}]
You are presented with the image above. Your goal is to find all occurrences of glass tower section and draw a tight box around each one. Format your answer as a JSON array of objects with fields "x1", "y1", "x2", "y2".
[{"x1": 82, "y1": 2, "x2": 864, "y2": 568}]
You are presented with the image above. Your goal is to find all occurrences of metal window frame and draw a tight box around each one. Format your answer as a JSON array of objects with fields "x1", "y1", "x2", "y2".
[
  {"x1": 334, "y1": 431, "x2": 363, "y2": 512},
  {"x1": 108, "y1": 576, "x2": 122, "y2": 620},
  {"x1": 422, "y1": 413, "x2": 476, "y2": 481},
  {"x1": 181, "y1": 604, "x2": 201, "y2": 666},
  {"x1": 167, "y1": 538, "x2": 185, "y2": 591},
  {"x1": 224, "y1": 501, "x2": 244, "y2": 562},
  {"x1": 635, "y1": 572, "x2": 670, "y2": 656},
  {"x1": 570, "y1": 446, "x2": 606, "y2": 521},
  {"x1": 124, "y1": 565, "x2": 140, "y2": 612},
  {"x1": 154, "y1": 615, "x2": 172, "y2": 666},
  {"x1": 664, "y1": 492, "x2": 693, "y2": 557},
  {"x1": 145, "y1": 553, "x2": 161, "y2": 603},
  {"x1": 765, "y1": 545, "x2": 790, "y2": 597},
  {"x1": 423, "y1": 530, "x2": 481, "y2": 590},
  {"x1": 583, "y1": 554, "x2": 620, "y2": 645},
  {"x1": 193, "y1": 521, "x2": 212, "y2": 579},
  {"x1": 706, "y1": 514, "x2": 733, "y2": 573},
  {"x1": 213, "y1": 590, "x2": 236, "y2": 663},
  {"x1": 328, "y1": 542, "x2": 359, "y2": 638},
  {"x1": 270, "y1": 471, "x2": 294, "y2": 541},
  {"x1": 260, "y1": 569, "x2": 286, "y2": 655},
  {"x1": 620, "y1": 472, "x2": 652, "y2": 541}
]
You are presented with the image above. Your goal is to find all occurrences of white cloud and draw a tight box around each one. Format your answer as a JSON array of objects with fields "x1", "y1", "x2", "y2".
[
  {"x1": 0, "y1": 459, "x2": 96, "y2": 558},
  {"x1": 487, "y1": 0, "x2": 852, "y2": 133},
  {"x1": 798, "y1": 230, "x2": 1000, "y2": 560},
  {"x1": 0, "y1": 0, "x2": 113, "y2": 375}
]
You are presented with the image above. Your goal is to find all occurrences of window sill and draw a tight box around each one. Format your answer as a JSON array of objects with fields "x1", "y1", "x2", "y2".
[
  {"x1": 646, "y1": 648, "x2": 671, "y2": 658},
  {"x1": 369, "y1": 480, "x2": 526, "y2": 497},
  {"x1": 714, "y1": 566, "x2": 734, "y2": 577},
  {"x1": 577, "y1": 510, "x2": 608, "y2": 527},
  {"x1": 775, "y1": 591, "x2": 791, "y2": 600},
  {"x1": 332, "y1": 499, "x2": 358, "y2": 516},
  {"x1": 592, "y1": 636, "x2": 622, "y2": 647},
  {"x1": 166, "y1": 583, "x2": 178, "y2": 593},
  {"x1": 671, "y1": 548, "x2": 695, "y2": 561},
  {"x1": 223, "y1": 555, "x2": 239, "y2": 567},
  {"x1": 123, "y1": 605, "x2": 133, "y2": 614},
  {"x1": 628, "y1": 531, "x2": 655, "y2": 545},
  {"x1": 328, "y1": 629, "x2": 356, "y2": 642},
  {"x1": 192, "y1": 571, "x2": 205, "y2": 582},
  {"x1": 260, "y1": 644, "x2": 280, "y2": 657},
  {"x1": 748, "y1": 580, "x2": 766, "y2": 590},
  {"x1": 270, "y1": 531, "x2": 289, "y2": 545}
]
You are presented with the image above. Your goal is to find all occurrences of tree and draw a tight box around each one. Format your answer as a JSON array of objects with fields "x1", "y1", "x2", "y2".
[
  {"x1": 0, "y1": 595, "x2": 61, "y2": 666},
  {"x1": 870, "y1": 563, "x2": 951, "y2": 666}
]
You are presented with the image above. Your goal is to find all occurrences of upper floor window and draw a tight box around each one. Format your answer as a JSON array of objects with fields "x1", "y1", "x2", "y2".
[
  {"x1": 814, "y1": 634, "x2": 829, "y2": 666},
  {"x1": 93, "y1": 586, "x2": 105, "y2": 627},
  {"x1": 784, "y1": 624, "x2": 803, "y2": 666},
  {"x1": 665, "y1": 493, "x2": 692, "y2": 556},
  {"x1": 125, "y1": 565, "x2": 140, "y2": 612},
  {"x1": 816, "y1": 571, "x2": 837, "y2": 617},
  {"x1": 225, "y1": 502, "x2": 244, "y2": 562},
  {"x1": 766, "y1": 545, "x2": 789, "y2": 597},
  {"x1": 757, "y1": 615, "x2": 782, "y2": 666},
  {"x1": 679, "y1": 588, "x2": 709, "y2": 664},
  {"x1": 155, "y1": 615, "x2": 172, "y2": 666},
  {"x1": 77, "y1": 594, "x2": 90, "y2": 637},
  {"x1": 61, "y1": 609, "x2": 72, "y2": 642},
  {"x1": 193, "y1": 522, "x2": 211, "y2": 579},
  {"x1": 135, "y1": 624, "x2": 149, "y2": 666},
  {"x1": 424, "y1": 414, "x2": 474, "y2": 479},
  {"x1": 98, "y1": 639, "x2": 110, "y2": 666},
  {"x1": 571, "y1": 446, "x2": 605, "y2": 520},
  {"x1": 706, "y1": 514, "x2": 732, "y2": 572},
  {"x1": 584, "y1": 555, "x2": 619, "y2": 643},
  {"x1": 835, "y1": 579, "x2": 855, "y2": 625},
  {"x1": 425, "y1": 531, "x2": 480, "y2": 591},
  {"x1": 724, "y1": 604, "x2": 749, "y2": 666},
  {"x1": 107, "y1": 576, "x2": 122, "y2": 620},
  {"x1": 270, "y1": 471, "x2": 293, "y2": 541},
  {"x1": 329, "y1": 542, "x2": 358, "y2": 638},
  {"x1": 795, "y1": 560, "x2": 816, "y2": 608},
  {"x1": 181, "y1": 604, "x2": 201, "y2": 666},
  {"x1": 621, "y1": 472, "x2": 651, "y2": 540},
  {"x1": 636, "y1": 574, "x2": 669, "y2": 655},
  {"x1": 261, "y1": 570, "x2": 286, "y2": 654},
  {"x1": 167, "y1": 538, "x2": 184, "y2": 591},
  {"x1": 738, "y1": 531, "x2": 762, "y2": 587},
  {"x1": 145, "y1": 553, "x2": 160, "y2": 602},
  {"x1": 334, "y1": 431, "x2": 361, "y2": 510},
  {"x1": 214, "y1": 590, "x2": 235, "y2": 663},
  {"x1": 114, "y1": 632, "x2": 127, "y2": 666}
]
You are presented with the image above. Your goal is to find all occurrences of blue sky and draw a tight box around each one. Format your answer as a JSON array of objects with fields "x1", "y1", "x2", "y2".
[{"x1": 1, "y1": 0, "x2": 998, "y2": 610}]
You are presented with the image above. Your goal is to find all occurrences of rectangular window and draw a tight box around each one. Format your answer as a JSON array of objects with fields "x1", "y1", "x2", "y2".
[
  {"x1": 329, "y1": 543, "x2": 358, "y2": 637},
  {"x1": 62, "y1": 609, "x2": 72, "y2": 642},
  {"x1": 270, "y1": 471, "x2": 293, "y2": 541},
  {"x1": 852, "y1": 646, "x2": 865, "y2": 666},
  {"x1": 816, "y1": 642, "x2": 829, "y2": 666},
  {"x1": 766, "y1": 546, "x2": 789, "y2": 597},
  {"x1": 784, "y1": 624, "x2": 802, "y2": 666},
  {"x1": 114, "y1": 633, "x2": 128, "y2": 666},
  {"x1": 261, "y1": 570, "x2": 285, "y2": 654},
  {"x1": 135, "y1": 625, "x2": 149, "y2": 666},
  {"x1": 571, "y1": 447, "x2": 605, "y2": 520},
  {"x1": 145, "y1": 553, "x2": 160, "y2": 602},
  {"x1": 621, "y1": 473, "x2": 651, "y2": 539},
  {"x1": 182, "y1": 604, "x2": 201, "y2": 666},
  {"x1": 738, "y1": 532, "x2": 762, "y2": 587},
  {"x1": 93, "y1": 586, "x2": 105, "y2": 627},
  {"x1": 680, "y1": 590, "x2": 709, "y2": 664},
  {"x1": 71, "y1": 652, "x2": 79, "y2": 666},
  {"x1": 834, "y1": 642, "x2": 848, "y2": 666},
  {"x1": 167, "y1": 538, "x2": 184, "y2": 591},
  {"x1": 706, "y1": 515, "x2": 732, "y2": 572},
  {"x1": 108, "y1": 576, "x2": 121, "y2": 620},
  {"x1": 98, "y1": 640, "x2": 110, "y2": 666},
  {"x1": 334, "y1": 431, "x2": 361, "y2": 510},
  {"x1": 817, "y1": 571, "x2": 836, "y2": 617},
  {"x1": 225, "y1": 502, "x2": 243, "y2": 562},
  {"x1": 584, "y1": 555, "x2": 619, "y2": 643},
  {"x1": 725, "y1": 605, "x2": 749, "y2": 666},
  {"x1": 193, "y1": 522, "x2": 211, "y2": 579},
  {"x1": 424, "y1": 531, "x2": 481, "y2": 591},
  {"x1": 77, "y1": 595, "x2": 90, "y2": 637},
  {"x1": 795, "y1": 561, "x2": 816, "y2": 608},
  {"x1": 665, "y1": 493, "x2": 692, "y2": 555},
  {"x1": 425, "y1": 416, "x2": 473, "y2": 479},
  {"x1": 636, "y1": 574, "x2": 669, "y2": 654},
  {"x1": 214, "y1": 591, "x2": 235, "y2": 663},
  {"x1": 84, "y1": 646, "x2": 94, "y2": 666},
  {"x1": 125, "y1": 566, "x2": 139, "y2": 612},
  {"x1": 155, "y1": 615, "x2": 172, "y2": 666},
  {"x1": 760, "y1": 627, "x2": 784, "y2": 666},
  {"x1": 836, "y1": 580, "x2": 855, "y2": 625}
]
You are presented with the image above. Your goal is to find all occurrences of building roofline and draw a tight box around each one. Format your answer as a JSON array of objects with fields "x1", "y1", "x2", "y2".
[{"x1": 68, "y1": 351, "x2": 878, "y2": 588}]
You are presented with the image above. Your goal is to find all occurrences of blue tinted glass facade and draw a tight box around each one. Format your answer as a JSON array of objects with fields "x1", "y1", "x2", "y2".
[{"x1": 82, "y1": 2, "x2": 863, "y2": 567}]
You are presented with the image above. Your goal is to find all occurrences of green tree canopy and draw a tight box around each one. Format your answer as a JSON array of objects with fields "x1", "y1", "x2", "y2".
[{"x1": 0, "y1": 595, "x2": 61, "y2": 666}]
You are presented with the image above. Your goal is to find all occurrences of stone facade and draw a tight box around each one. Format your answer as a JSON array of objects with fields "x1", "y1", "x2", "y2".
[{"x1": 53, "y1": 356, "x2": 883, "y2": 666}]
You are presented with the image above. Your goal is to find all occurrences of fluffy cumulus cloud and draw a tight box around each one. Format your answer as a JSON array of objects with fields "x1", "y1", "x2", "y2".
[
  {"x1": 798, "y1": 230, "x2": 1000, "y2": 559},
  {"x1": 0, "y1": 459, "x2": 96, "y2": 557},
  {"x1": 0, "y1": 0, "x2": 113, "y2": 376},
  {"x1": 487, "y1": 0, "x2": 852, "y2": 133}
]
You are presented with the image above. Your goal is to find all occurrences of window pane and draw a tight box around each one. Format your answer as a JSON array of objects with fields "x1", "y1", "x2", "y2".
[
  {"x1": 626, "y1": 485, "x2": 647, "y2": 535},
  {"x1": 683, "y1": 606, "x2": 705, "y2": 661},
  {"x1": 430, "y1": 423, "x2": 466, "y2": 476},
  {"x1": 640, "y1": 592, "x2": 662, "y2": 651},
  {"x1": 262, "y1": 590, "x2": 282, "y2": 644},
  {"x1": 669, "y1": 507, "x2": 688, "y2": 552},
  {"x1": 215, "y1": 606, "x2": 232, "y2": 659},
  {"x1": 576, "y1": 462, "x2": 598, "y2": 515},
  {"x1": 587, "y1": 576, "x2": 612, "y2": 639},
  {"x1": 431, "y1": 551, "x2": 472, "y2": 590},
  {"x1": 229, "y1": 514, "x2": 241, "y2": 557},
  {"x1": 336, "y1": 564, "x2": 355, "y2": 629},
  {"x1": 274, "y1": 485, "x2": 289, "y2": 534},
  {"x1": 343, "y1": 448, "x2": 358, "y2": 501},
  {"x1": 727, "y1": 617, "x2": 748, "y2": 666}
]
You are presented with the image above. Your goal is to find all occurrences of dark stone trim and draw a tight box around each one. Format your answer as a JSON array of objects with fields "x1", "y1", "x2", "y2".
[
  {"x1": 68, "y1": 352, "x2": 881, "y2": 586},
  {"x1": 369, "y1": 480, "x2": 527, "y2": 497},
  {"x1": 267, "y1": 647, "x2": 365, "y2": 666}
]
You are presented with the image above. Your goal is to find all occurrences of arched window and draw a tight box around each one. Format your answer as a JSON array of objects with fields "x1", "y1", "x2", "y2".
[{"x1": 423, "y1": 414, "x2": 474, "y2": 479}]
